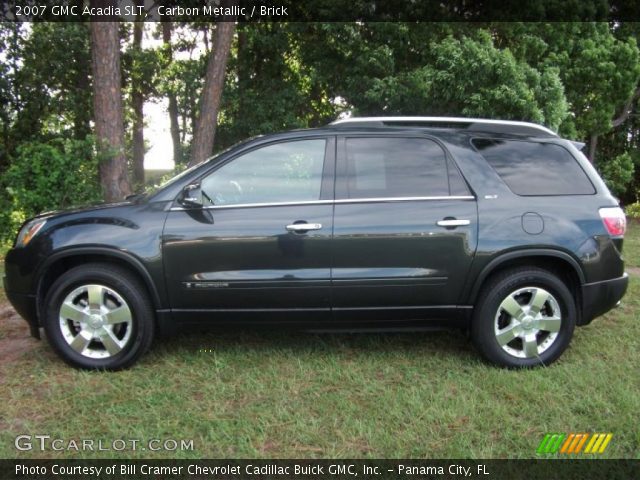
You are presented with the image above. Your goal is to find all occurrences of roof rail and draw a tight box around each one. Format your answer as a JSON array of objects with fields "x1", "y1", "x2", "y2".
[{"x1": 330, "y1": 116, "x2": 558, "y2": 137}]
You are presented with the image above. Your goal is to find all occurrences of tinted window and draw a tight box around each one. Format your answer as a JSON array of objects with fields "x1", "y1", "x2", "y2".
[
  {"x1": 447, "y1": 157, "x2": 470, "y2": 196},
  {"x1": 344, "y1": 138, "x2": 454, "y2": 198},
  {"x1": 472, "y1": 139, "x2": 595, "y2": 196},
  {"x1": 200, "y1": 139, "x2": 326, "y2": 205}
]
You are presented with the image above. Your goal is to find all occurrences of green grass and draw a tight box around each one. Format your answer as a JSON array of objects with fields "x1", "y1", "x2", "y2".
[
  {"x1": 0, "y1": 230, "x2": 638, "y2": 459},
  {"x1": 624, "y1": 220, "x2": 640, "y2": 268}
]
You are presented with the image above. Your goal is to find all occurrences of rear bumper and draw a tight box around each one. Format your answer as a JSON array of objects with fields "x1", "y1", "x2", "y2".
[
  {"x1": 580, "y1": 273, "x2": 629, "y2": 325},
  {"x1": 3, "y1": 276, "x2": 40, "y2": 339}
]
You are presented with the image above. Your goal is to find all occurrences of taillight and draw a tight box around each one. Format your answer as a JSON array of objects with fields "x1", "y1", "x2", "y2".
[{"x1": 599, "y1": 207, "x2": 626, "y2": 236}]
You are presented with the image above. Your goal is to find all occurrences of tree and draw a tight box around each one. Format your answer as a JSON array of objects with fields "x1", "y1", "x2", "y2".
[
  {"x1": 190, "y1": 20, "x2": 236, "y2": 166},
  {"x1": 490, "y1": 22, "x2": 640, "y2": 163},
  {"x1": 9, "y1": 23, "x2": 92, "y2": 147},
  {"x1": 0, "y1": 23, "x2": 21, "y2": 170},
  {"x1": 295, "y1": 24, "x2": 568, "y2": 128},
  {"x1": 90, "y1": 12, "x2": 131, "y2": 201},
  {"x1": 162, "y1": 20, "x2": 183, "y2": 165},
  {"x1": 130, "y1": 19, "x2": 145, "y2": 188}
]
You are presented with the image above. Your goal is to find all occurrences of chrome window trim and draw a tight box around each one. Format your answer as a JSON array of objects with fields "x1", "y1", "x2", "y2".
[
  {"x1": 169, "y1": 196, "x2": 475, "y2": 211},
  {"x1": 335, "y1": 195, "x2": 475, "y2": 204}
]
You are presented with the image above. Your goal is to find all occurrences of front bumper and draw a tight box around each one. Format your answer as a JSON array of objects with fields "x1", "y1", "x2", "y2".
[
  {"x1": 3, "y1": 276, "x2": 40, "y2": 339},
  {"x1": 580, "y1": 273, "x2": 629, "y2": 325}
]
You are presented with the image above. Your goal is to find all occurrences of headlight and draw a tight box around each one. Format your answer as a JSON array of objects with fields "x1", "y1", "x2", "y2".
[{"x1": 15, "y1": 218, "x2": 47, "y2": 247}]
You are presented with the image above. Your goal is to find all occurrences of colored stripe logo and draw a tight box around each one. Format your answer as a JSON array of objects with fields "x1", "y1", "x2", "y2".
[{"x1": 537, "y1": 433, "x2": 612, "y2": 455}]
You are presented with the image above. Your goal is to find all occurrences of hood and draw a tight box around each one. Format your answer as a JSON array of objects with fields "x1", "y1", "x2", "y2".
[{"x1": 33, "y1": 199, "x2": 139, "y2": 221}]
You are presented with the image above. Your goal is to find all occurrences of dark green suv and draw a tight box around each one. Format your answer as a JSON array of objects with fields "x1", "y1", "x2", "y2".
[{"x1": 4, "y1": 117, "x2": 629, "y2": 369}]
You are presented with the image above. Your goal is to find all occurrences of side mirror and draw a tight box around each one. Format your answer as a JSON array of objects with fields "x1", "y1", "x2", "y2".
[{"x1": 179, "y1": 184, "x2": 203, "y2": 208}]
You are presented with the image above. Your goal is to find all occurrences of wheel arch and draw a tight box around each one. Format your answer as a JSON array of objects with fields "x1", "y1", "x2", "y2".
[
  {"x1": 467, "y1": 249, "x2": 585, "y2": 319},
  {"x1": 35, "y1": 248, "x2": 163, "y2": 324}
]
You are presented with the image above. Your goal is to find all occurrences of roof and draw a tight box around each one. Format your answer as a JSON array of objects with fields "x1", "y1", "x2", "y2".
[{"x1": 330, "y1": 116, "x2": 558, "y2": 138}]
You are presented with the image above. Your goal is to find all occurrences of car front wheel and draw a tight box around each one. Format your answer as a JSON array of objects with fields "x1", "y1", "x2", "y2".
[
  {"x1": 471, "y1": 267, "x2": 576, "y2": 368},
  {"x1": 43, "y1": 263, "x2": 154, "y2": 370}
]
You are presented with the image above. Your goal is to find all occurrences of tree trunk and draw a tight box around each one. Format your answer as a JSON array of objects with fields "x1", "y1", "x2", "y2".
[
  {"x1": 73, "y1": 25, "x2": 92, "y2": 140},
  {"x1": 587, "y1": 84, "x2": 639, "y2": 165},
  {"x1": 162, "y1": 21, "x2": 182, "y2": 166},
  {"x1": 236, "y1": 25, "x2": 248, "y2": 120},
  {"x1": 611, "y1": 85, "x2": 640, "y2": 128},
  {"x1": 189, "y1": 20, "x2": 236, "y2": 166},
  {"x1": 131, "y1": 20, "x2": 145, "y2": 188},
  {"x1": 237, "y1": 26, "x2": 247, "y2": 87},
  {"x1": 90, "y1": 12, "x2": 131, "y2": 201},
  {"x1": 588, "y1": 134, "x2": 598, "y2": 164}
]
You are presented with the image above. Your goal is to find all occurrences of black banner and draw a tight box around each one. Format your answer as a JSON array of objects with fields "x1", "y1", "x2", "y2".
[
  {"x1": 1, "y1": 0, "x2": 640, "y2": 22},
  {"x1": 2, "y1": 459, "x2": 639, "y2": 480}
]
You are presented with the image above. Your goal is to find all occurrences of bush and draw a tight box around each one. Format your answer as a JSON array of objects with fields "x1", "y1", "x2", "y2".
[
  {"x1": 626, "y1": 202, "x2": 640, "y2": 219},
  {"x1": 600, "y1": 152, "x2": 635, "y2": 198},
  {"x1": 0, "y1": 136, "x2": 102, "y2": 248}
]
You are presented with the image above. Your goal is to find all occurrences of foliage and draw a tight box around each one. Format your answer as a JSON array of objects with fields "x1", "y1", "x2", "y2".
[
  {"x1": 11, "y1": 22, "x2": 92, "y2": 143},
  {"x1": 625, "y1": 202, "x2": 640, "y2": 219},
  {"x1": 362, "y1": 33, "x2": 567, "y2": 129},
  {"x1": 0, "y1": 137, "x2": 101, "y2": 247},
  {"x1": 0, "y1": 22, "x2": 95, "y2": 248},
  {"x1": 216, "y1": 23, "x2": 336, "y2": 150},
  {"x1": 493, "y1": 23, "x2": 640, "y2": 138},
  {"x1": 293, "y1": 24, "x2": 569, "y2": 127},
  {"x1": 599, "y1": 152, "x2": 635, "y2": 198},
  {"x1": 0, "y1": 24, "x2": 23, "y2": 170}
]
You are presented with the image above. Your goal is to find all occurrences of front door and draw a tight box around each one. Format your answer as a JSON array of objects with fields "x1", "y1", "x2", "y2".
[
  {"x1": 162, "y1": 137, "x2": 335, "y2": 325},
  {"x1": 331, "y1": 135, "x2": 478, "y2": 322}
]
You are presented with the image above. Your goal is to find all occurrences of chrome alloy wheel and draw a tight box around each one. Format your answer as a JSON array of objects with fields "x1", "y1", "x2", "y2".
[
  {"x1": 494, "y1": 287, "x2": 562, "y2": 359},
  {"x1": 58, "y1": 284, "x2": 133, "y2": 359}
]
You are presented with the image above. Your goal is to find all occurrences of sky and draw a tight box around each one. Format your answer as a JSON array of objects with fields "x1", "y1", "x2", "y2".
[
  {"x1": 141, "y1": 22, "x2": 208, "y2": 171},
  {"x1": 141, "y1": 23, "x2": 194, "y2": 172},
  {"x1": 143, "y1": 99, "x2": 174, "y2": 171}
]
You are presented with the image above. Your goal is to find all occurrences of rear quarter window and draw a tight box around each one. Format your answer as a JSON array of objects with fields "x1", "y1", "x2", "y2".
[{"x1": 472, "y1": 138, "x2": 595, "y2": 196}]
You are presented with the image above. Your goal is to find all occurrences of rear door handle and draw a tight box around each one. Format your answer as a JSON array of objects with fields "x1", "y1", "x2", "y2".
[
  {"x1": 286, "y1": 223, "x2": 322, "y2": 232},
  {"x1": 436, "y1": 219, "x2": 470, "y2": 227}
]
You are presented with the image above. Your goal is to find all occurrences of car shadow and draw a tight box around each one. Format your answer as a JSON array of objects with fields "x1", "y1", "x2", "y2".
[{"x1": 150, "y1": 326, "x2": 476, "y2": 362}]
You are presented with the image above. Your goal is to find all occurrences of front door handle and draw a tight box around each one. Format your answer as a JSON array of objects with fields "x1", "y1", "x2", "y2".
[
  {"x1": 286, "y1": 223, "x2": 322, "y2": 232},
  {"x1": 436, "y1": 219, "x2": 470, "y2": 227}
]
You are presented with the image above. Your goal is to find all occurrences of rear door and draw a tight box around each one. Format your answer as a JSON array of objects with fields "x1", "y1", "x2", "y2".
[
  {"x1": 162, "y1": 137, "x2": 335, "y2": 325},
  {"x1": 331, "y1": 135, "x2": 478, "y2": 322}
]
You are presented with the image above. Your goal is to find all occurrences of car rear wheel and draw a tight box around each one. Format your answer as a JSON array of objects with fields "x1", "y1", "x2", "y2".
[
  {"x1": 43, "y1": 263, "x2": 154, "y2": 370},
  {"x1": 471, "y1": 267, "x2": 576, "y2": 367}
]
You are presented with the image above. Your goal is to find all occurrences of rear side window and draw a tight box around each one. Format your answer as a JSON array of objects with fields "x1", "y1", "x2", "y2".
[
  {"x1": 472, "y1": 139, "x2": 595, "y2": 196},
  {"x1": 343, "y1": 137, "x2": 468, "y2": 199}
]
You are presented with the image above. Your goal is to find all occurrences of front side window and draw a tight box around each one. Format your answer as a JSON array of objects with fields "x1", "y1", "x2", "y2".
[
  {"x1": 200, "y1": 139, "x2": 326, "y2": 206},
  {"x1": 343, "y1": 137, "x2": 460, "y2": 199}
]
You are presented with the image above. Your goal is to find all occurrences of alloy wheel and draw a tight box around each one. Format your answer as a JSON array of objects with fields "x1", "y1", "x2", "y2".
[
  {"x1": 58, "y1": 284, "x2": 133, "y2": 359},
  {"x1": 494, "y1": 286, "x2": 562, "y2": 359}
]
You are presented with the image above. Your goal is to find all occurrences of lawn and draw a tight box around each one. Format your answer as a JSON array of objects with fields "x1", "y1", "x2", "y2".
[{"x1": 0, "y1": 223, "x2": 638, "y2": 459}]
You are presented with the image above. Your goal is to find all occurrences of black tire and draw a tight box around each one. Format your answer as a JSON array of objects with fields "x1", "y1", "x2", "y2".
[
  {"x1": 43, "y1": 263, "x2": 155, "y2": 370},
  {"x1": 471, "y1": 267, "x2": 576, "y2": 368}
]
